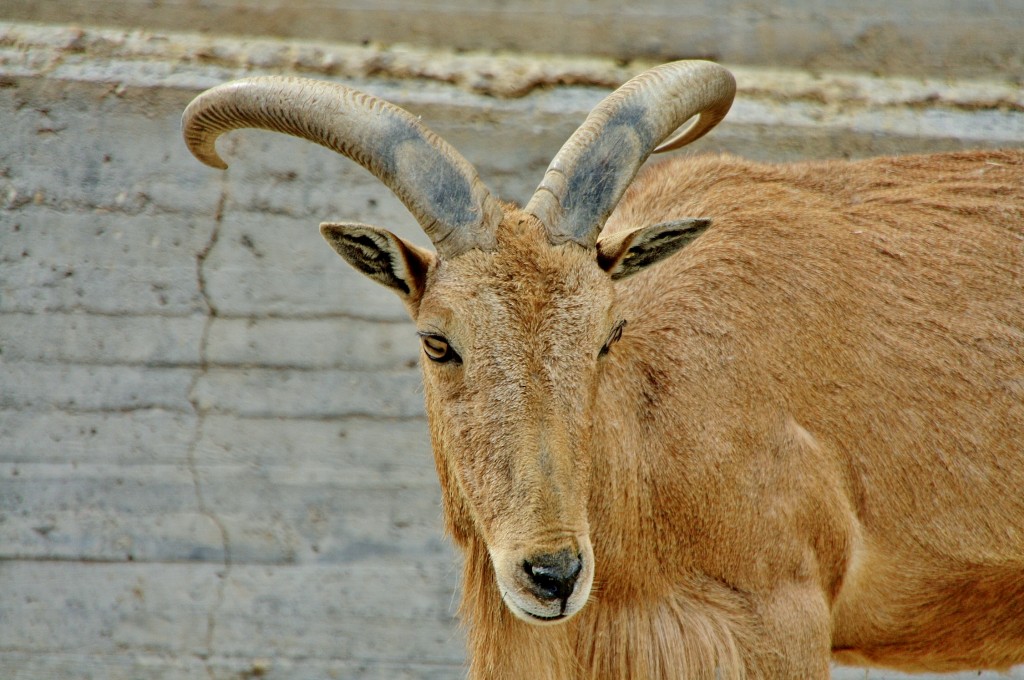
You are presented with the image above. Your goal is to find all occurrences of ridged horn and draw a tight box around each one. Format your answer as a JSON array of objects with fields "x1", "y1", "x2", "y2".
[
  {"x1": 182, "y1": 76, "x2": 503, "y2": 258},
  {"x1": 525, "y1": 60, "x2": 735, "y2": 248}
]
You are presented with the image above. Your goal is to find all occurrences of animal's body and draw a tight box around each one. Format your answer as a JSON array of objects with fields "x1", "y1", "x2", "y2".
[
  {"x1": 457, "y1": 150, "x2": 1024, "y2": 678},
  {"x1": 182, "y1": 62, "x2": 1024, "y2": 678}
]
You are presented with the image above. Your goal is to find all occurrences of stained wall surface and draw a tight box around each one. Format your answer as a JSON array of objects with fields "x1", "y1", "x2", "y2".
[
  {"x1": 1, "y1": 12, "x2": 1022, "y2": 680},
  {"x1": 5, "y1": 0, "x2": 1024, "y2": 78}
]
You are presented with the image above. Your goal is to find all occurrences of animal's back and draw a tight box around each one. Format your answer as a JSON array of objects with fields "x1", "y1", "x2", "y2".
[{"x1": 605, "y1": 150, "x2": 1024, "y2": 672}]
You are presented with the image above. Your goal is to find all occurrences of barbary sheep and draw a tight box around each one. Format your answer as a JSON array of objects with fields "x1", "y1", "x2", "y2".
[{"x1": 182, "y1": 61, "x2": 1024, "y2": 678}]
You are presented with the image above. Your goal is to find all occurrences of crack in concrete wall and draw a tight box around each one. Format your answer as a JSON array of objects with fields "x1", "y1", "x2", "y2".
[{"x1": 186, "y1": 177, "x2": 233, "y2": 675}]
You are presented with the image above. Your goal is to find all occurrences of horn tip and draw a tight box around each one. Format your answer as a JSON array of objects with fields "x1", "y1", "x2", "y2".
[
  {"x1": 200, "y1": 154, "x2": 229, "y2": 171},
  {"x1": 187, "y1": 147, "x2": 229, "y2": 171},
  {"x1": 182, "y1": 132, "x2": 229, "y2": 170}
]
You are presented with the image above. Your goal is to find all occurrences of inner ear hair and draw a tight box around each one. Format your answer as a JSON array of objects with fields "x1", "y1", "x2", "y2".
[
  {"x1": 320, "y1": 222, "x2": 434, "y2": 300},
  {"x1": 598, "y1": 217, "x2": 711, "y2": 279}
]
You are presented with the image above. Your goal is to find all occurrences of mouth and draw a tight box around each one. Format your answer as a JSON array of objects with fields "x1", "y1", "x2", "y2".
[
  {"x1": 525, "y1": 610, "x2": 568, "y2": 623},
  {"x1": 501, "y1": 591, "x2": 574, "y2": 625}
]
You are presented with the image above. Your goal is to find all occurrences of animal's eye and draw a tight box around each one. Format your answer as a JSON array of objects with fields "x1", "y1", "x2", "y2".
[
  {"x1": 599, "y1": 319, "x2": 627, "y2": 358},
  {"x1": 420, "y1": 334, "x2": 462, "y2": 364}
]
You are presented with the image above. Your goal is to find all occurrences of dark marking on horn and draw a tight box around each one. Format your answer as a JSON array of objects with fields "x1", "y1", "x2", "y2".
[
  {"x1": 560, "y1": 104, "x2": 654, "y2": 243},
  {"x1": 526, "y1": 61, "x2": 735, "y2": 250},
  {"x1": 182, "y1": 76, "x2": 501, "y2": 258},
  {"x1": 391, "y1": 131, "x2": 480, "y2": 232}
]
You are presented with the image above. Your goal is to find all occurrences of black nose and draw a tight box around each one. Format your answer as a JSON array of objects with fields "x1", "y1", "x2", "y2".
[{"x1": 523, "y1": 549, "x2": 583, "y2": 602}]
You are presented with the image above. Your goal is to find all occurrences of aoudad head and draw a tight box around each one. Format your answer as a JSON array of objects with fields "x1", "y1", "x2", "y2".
[{"x1": 182, "y1": 61, "x2": 735, "y2": 624}]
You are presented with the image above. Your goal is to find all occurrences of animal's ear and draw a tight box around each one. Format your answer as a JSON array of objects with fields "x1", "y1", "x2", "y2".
[
  {"x1": 320, "y1": 222, "x2": 435, "y2": 303},
  {"x1": 596, "y1": 218, "x2": 711, "y2": 280}
]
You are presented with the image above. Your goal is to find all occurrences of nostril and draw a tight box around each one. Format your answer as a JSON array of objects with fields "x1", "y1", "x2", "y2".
[{"x1": 522, "y1": 549, "x2": 583, "y2": 602}]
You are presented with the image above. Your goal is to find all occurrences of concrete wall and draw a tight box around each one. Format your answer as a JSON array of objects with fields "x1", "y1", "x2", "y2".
[
  {"x1": 1, "y1": 18, "x2": 1022, "y2": 680},
  {"x1": 5, "y1": 0, "x2": 1024, "y2": 78}
]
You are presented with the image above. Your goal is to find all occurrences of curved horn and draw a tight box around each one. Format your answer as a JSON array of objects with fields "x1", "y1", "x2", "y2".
[
  {"x1": 182, "y1": 76, "x2": 502, "y2": 258},
  {"x1": 525, "y1": 60, "x2": 735, "y2": 248}
]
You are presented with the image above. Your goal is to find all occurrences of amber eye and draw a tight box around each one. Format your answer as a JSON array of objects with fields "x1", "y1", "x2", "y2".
[
  {"x1": 419, "y1": 333, "x2": 462, "y2": 364},
  {"x1": 599, "y1": 319, "x2": 627, "y2": 358}
]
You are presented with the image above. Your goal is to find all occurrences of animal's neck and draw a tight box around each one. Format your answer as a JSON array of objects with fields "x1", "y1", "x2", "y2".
[
  {"x1": 586, "y1": 353, "x2": 700, "y2": 581},
  {"x1": 457, "y1": 531, "x2": 749, "y2": 680},
  {"x1": 458, "y1": 534, "x2": 576, "y2": 679}
]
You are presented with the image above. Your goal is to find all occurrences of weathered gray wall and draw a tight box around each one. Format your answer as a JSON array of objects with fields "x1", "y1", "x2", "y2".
[
  {"x1": 0, "y1": 58, "x2": 455, "y2": 680},
  {"x1": 1, "y1": 16, "x2": 1022, "y2": 680},
  {"x1": 5, "y1": 0, "x2": 1024, "y2": 78}
]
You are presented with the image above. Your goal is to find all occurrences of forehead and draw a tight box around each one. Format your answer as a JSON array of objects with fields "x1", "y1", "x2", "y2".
[{"x1": 421, "y1": 221, "x2": 610, "y2": 331}]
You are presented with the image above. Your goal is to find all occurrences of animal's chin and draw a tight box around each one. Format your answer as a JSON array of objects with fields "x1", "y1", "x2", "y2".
[
  {"x1": 502, "y1": 593, "x2": 583, "y2": 626},
  {"x1": 523, "y1": 609, "x2": 571, "y2": 625}
]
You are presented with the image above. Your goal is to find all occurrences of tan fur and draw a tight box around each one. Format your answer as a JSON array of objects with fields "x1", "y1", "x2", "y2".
[
  {"x1": 186, "y1": 70, "x2": 1024, "y2": 677},
  {"x1": 400, "y1": 150, "x2": 1024, "y2": 677}
]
